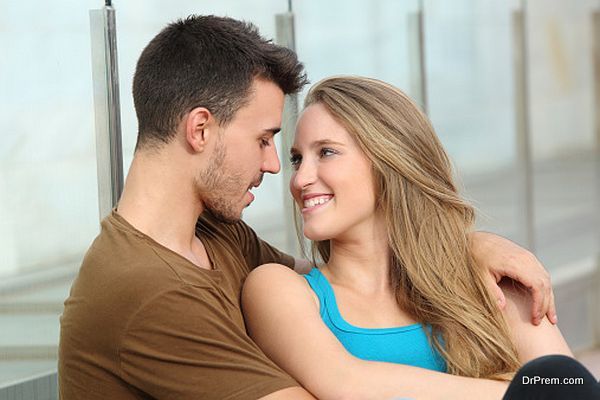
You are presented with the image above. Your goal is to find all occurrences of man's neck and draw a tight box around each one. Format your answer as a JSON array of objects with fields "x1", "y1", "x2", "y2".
[{"x1": 116, "y1": 151, "x2": 209, "y2": 268}]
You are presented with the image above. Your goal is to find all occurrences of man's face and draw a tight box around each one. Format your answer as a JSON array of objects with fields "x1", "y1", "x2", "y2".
[{"x1": 195, "y1": 78, "x2": 285, "y2": 223}]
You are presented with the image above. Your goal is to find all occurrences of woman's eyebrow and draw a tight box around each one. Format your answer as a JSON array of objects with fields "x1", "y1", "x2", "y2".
[
  {"x1": 309, "y1": 139, "x2": 345, "y2": 148},
  {"x1": 290, "y1": 139, "x2": 346, "y2": 155}
]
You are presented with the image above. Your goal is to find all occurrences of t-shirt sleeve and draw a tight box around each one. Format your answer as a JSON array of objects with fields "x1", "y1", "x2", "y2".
[
  {"x1": 233, "y1": 220, "x2": 295, "y2": 270},
  {"x1": 119, "y1": 286, "x2": 298, "y2": 400}
]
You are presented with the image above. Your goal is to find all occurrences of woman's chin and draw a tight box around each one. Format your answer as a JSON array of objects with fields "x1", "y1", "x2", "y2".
[{"x1": 303, "y1": 227, "x2": 332, "y2": 242}]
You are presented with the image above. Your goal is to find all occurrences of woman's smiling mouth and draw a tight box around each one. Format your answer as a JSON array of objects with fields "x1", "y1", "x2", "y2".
[{"x1": 301, "y1": 194, "x2": 334, "y2": 213}]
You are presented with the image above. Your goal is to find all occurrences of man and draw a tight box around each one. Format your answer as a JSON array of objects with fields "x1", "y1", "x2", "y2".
[{"x1": 59, "y1": 15, "x2": 558, "y2": 399}]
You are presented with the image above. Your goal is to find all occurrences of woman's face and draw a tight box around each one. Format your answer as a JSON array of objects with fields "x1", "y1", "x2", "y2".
[{"x1": 290, "y1": 103, "x2": 378, "y2": 242}]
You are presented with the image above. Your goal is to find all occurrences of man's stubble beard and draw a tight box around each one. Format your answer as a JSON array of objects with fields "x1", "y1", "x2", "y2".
[{"x1": 195, "y1": 136, "x2": 246, "y2": 224}]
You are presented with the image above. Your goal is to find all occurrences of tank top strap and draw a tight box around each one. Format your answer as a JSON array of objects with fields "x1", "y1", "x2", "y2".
[{"x1": 303, "y1": 267, "x2": 336, "y2": 319}]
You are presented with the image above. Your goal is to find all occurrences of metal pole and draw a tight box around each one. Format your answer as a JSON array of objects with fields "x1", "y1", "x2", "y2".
[
  {"x1": 512, "y1": 3, "x2": 535, "y2": 251},
  {"x1": 275, "y1": 12, "x2": 302, "y2": 257},
  {"x1": 89, "y1": 5, "x2": 124, "y2": 222},
  {"x1": 407, "y1": 0, "x2": 428, "y2": 115},
  {"x1": 591, "y1": 9, "x2": 600, "y2": 348}
]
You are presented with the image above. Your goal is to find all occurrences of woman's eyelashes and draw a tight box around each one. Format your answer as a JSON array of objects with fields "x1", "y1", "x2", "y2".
[
  {"x1": 290, "y1": 153, "x2": 302, "y2": 168},
  {"x1": 289, "y1": 147, "x2": 339, "y2": 170},
  {"x1": 319, "y1": 147, "x2": 337, "y2": 158}
]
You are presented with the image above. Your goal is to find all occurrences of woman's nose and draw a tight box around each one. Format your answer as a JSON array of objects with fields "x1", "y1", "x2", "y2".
[{"x1": 291, "y1": 159, "x2": 316, "y2": 191}]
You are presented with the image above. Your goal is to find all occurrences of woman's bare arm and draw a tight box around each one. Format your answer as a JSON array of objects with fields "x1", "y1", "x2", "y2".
[
  {"x1": 259, "y1": 386, "x2": 316, "y2": 399},
  {"x1": 243, "y1": 263, "x2": 508, "y2": 400}
]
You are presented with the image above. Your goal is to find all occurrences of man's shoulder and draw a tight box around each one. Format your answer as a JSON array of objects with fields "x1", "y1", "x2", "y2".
[
  {"x1": 88, "y1": 212, "x2": 212, "y2": 284},
  {"x1": 69, "y1": 214, "x2": 218, "y2": 320},
  {"x1": 61, "y1": 215, "x2": 223, "y2": 354},
  {"x1": 81, "y1": 214, "x2": 167, "y2": 283}
]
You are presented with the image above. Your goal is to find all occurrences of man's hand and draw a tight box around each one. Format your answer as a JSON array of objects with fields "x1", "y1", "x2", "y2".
[{"x1": 470, "y1": 231, "x2": 557, "y2": 326}]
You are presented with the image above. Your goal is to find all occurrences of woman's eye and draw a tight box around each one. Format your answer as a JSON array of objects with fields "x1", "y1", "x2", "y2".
[
  {"x1": 320, "y1": 148, "x2": 336, "y2": 157},
  {"x1": 289, "y1": 154, "x2": 301, "y2": 168}
]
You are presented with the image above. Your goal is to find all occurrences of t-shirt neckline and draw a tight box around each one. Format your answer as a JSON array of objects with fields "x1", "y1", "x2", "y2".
[{"x1": 110, "y1": 209, "x2": 223, "y2": 275}]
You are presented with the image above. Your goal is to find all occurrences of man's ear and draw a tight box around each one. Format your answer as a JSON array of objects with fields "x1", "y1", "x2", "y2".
[{"x1": 185, "y1": 107, "x2": 214, "y2": 152}]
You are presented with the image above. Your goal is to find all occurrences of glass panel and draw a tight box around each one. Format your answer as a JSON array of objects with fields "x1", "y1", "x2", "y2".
[
  {"x1": 294, "y1": 0, "x2": 420, "y2": 100},
  {"x1": 0, "y1": 0, "x2": 99, "y2": 384},
  {"x1": 425, "y1": 0, "x2": 599, "y2": 356},
  {"x1": 425, "y1": 0, "x2": 525, "y2": 242},
  {"x1": 527, "y1": 0, "x2": 599, "y2": 270}
]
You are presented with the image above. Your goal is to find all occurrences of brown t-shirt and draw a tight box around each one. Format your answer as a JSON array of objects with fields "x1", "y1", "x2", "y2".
[{"x1": 59, "y1": 210, "x2": 297, "y2": 399}]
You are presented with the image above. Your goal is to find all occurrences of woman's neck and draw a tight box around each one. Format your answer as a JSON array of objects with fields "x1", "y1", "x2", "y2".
[{"x1": 322, "y1": 218, "x2": 392, "y2": 296}]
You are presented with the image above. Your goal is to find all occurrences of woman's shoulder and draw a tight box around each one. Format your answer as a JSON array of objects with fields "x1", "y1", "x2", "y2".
[
  {"x1": 248, "y1": 262, "x2": 310, "y2": 283},
  {"x1": 243, "y1": 263, "x2": 320, "y2": 312}
]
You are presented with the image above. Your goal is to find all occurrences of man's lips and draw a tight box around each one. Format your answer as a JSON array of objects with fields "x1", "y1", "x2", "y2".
[{"x1": 245, "y1": 177, "x2": 263, "y2": 205}]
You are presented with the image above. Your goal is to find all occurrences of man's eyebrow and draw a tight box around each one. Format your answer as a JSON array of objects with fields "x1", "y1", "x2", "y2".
[{"x1": 263, "y1": 127, "x2": 281, "y2": 135}]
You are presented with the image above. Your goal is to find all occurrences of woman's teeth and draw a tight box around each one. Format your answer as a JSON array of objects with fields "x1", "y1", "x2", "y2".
[{"x1": 304, "y1": 196, "x2": 331, "y2": 208}]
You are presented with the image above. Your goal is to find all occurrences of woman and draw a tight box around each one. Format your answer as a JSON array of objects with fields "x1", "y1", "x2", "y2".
[{"x1": 242, "y1": 76, "x2": 575, "y2": 399}]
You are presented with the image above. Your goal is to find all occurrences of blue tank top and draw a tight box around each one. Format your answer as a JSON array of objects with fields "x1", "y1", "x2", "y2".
[{"x1": 304, "y1": 268, "x2": 446, "y2": 372}]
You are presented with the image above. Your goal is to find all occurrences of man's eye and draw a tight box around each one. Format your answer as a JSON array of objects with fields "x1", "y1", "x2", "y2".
[{"x1": 260, "y1": 138, "x2": 270, "y2": 148}]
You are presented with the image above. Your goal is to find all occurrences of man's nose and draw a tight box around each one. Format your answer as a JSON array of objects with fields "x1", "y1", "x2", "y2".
[{"x1": 262, "y1": 143, "x2": 281, "y2": 174}]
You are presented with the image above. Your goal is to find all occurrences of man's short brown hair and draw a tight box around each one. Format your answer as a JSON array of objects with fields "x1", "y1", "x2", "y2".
[{"x1": 132, "y1": 15, "x2": 308, "y2": 150}]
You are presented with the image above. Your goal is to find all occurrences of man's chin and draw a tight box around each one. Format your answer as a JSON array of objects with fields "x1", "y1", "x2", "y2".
[{"x1": 205, "y1": 208, "x2": 242, "y2": 225}]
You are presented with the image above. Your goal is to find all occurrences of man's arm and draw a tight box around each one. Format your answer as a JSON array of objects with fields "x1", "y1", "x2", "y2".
[
  {"x1": 500, "y1": 279, "x2": 572, "y2": 363},
  {"x1": 243, "y1": 264, "x2": 508, "y2": 400},
  {"x1": 470, "y1": 231, "x2": 557, "y2": 325}
]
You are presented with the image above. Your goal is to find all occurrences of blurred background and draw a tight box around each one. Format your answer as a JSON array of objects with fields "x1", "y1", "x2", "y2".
[{"x1": 0, "y1": 0, "x2": 598, "y2": 397}]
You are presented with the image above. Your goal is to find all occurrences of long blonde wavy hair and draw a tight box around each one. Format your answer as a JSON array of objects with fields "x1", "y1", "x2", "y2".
[{"x1": 298, "y1": 76, "x2": 519, "y2": 380}]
